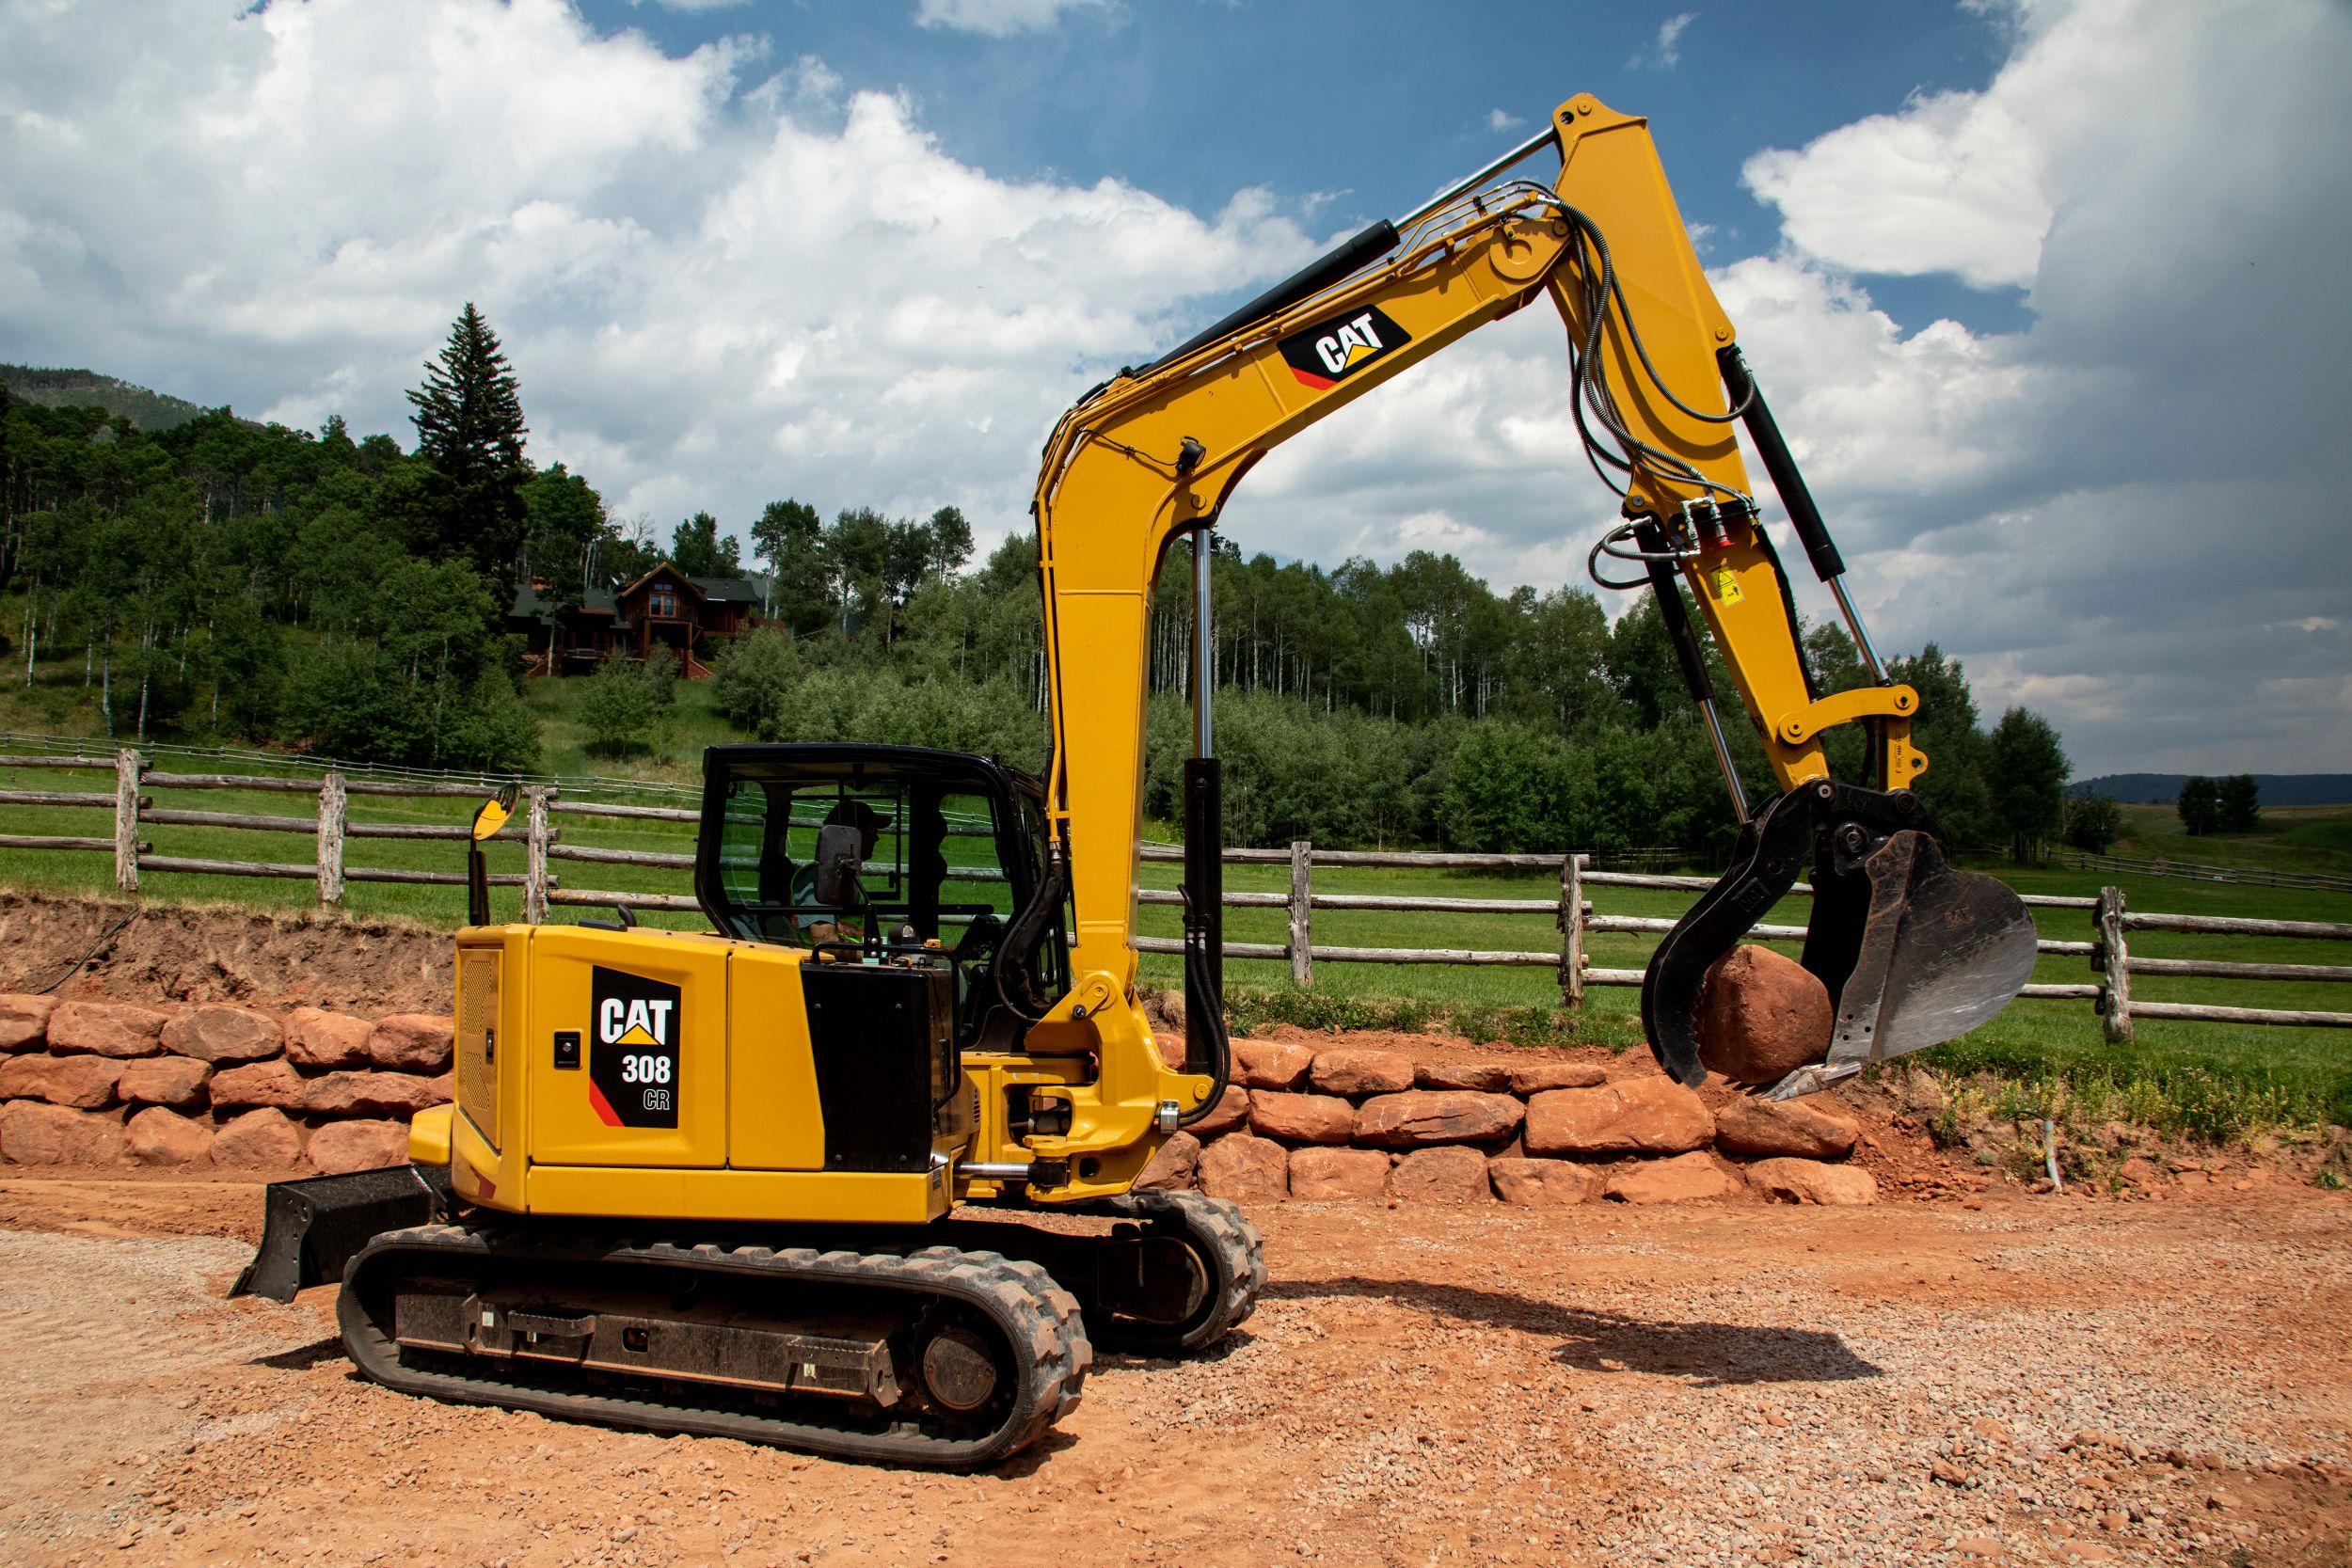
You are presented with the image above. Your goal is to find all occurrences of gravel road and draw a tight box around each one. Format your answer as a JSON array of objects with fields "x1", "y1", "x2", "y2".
[{"x1": 0, "y1": 1173, "x2": 2344, "y2": 1568}]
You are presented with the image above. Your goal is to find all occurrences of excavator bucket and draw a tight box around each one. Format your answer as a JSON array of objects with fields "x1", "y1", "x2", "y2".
[{"x1": 1642, "y1": 782, "x2": 2038, "y2": 1098}]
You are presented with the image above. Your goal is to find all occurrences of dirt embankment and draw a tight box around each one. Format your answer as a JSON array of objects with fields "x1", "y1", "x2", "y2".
[{"x1": 0, "y1": 890, "x2": 453, "y2": 1016}]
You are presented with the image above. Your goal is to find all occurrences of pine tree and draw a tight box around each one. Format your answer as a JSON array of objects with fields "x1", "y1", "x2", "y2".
[{"x1": 406, "y1": 303, "x2": 531, "y2": 591}]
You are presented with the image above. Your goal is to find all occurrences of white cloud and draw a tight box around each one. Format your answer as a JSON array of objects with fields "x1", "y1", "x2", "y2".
[
  {"x1": 1629, "y1": 12, "x2": 1695, "y2": 70},
  {"x1": 1486, "y1": 108, "x2": 1523, "y2": 134},
  {"x1": 913, "y1": 0, "x2": 1110, "y2": 37},
  {"x1": 629, "y1": 0, "x2": 751, "y2": 10}
]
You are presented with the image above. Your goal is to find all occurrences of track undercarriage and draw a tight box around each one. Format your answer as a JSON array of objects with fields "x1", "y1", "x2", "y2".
[{"x1": 323, "y1": 1189, "x2": 1262, "y2": 1469}]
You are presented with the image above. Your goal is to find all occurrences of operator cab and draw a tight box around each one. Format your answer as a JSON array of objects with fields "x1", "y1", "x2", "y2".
[{"x1": 693, "y1": 744, "x2": 1069, "y2": 1049}]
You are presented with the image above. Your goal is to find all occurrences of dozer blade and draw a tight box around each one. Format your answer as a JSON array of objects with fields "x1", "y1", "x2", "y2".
[
  {"x1": 1640, "y1": 780, "x2": 2036, "y2": 1098},
  {"x1": 230, "y1": 1164, "x2": 449, "y2": 1303}
]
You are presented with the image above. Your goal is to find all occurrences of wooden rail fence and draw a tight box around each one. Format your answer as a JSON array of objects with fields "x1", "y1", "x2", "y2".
[{"x1": 4, "y1": 750, "x2": 2347, "y2": 1037}]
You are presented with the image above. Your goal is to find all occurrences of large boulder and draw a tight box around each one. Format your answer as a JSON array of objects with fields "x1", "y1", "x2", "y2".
[
  {"x1": 208, "y1": 1059, "x2": 308, "y2": 1110},
  {"x1": 1247, "y1": 1092, "x2": 1356, "y2": 1145},
  {"x1": 1354, "y1": 1090, "x2": 1523, "y2": 1148},
  {"x1": 1388, "y1": 1146, "x2": 1491, "y2": 1204},
  {"x1": 1524, "y1": 1076, "x2": 1714, "y2": 1156},
  {"x1": 0, "y1": 1101, "x2": 125, "y2": 1165},
  {"x1": 1509, "y1": 1060, "x2": 1608, "y2": 1094},
  {"x1": 301, "y1": 1071, "x2": 446, "y2": 1117},
  {"x1": 0, "y1": 1053, "x2": 122, "y2": 1109},
  {"x1": 367, "y1": 1014, "x2": 455, "y2": 1073},
  {"x1": 1311, "y1": 1049, "x2": 1415, "y2": 1096},
  {"x1": 212, "y1": 1107, "x2": 306, "y2": 1169},
  {"x1": 1287, "y1": 1147, "x2": 1391, "y2": 1200},
  {"x1": 116, "y1": 1055, "x2": 214, "y2": 1109},
  {"x1": 1695, "y1": 945, "x2": 1833, "y2": 1085},
  {"x1": 1748, "y1": 1157, "x2": 1879, "y2": 1206},
  {"x1": 1603, "y1": 1151, "x2": 1742, "y2": 1204},
  {"x1": 1488, "y1": 1156, "x2": 1594, "y2": 1207},
  {"x1": 0, "y1": 993, "x2": 56, "y2": 1051},
  {"x1": 1713, "y1": 1095, "x2": 1860, "y2": 1159},
  {"x1": 159, "y1": 1005, "x2": 283, "y2": 1064},
  {"x1": 45, "y1": 1001, "x2": 168, "y2": 1058},
  {"x1": 1417, "y1": 1060, "x2": 1512, "y2": 1093},
  {"x1": 1196, "y1": 1133, "x2": 1288, "y2": 1205},
  {"x1": 284, "y1": 1007, "x2": 376, "y2": 1069},
  {"x1": 1188, "y1": 1084, "x2": 1251, "y2": 1137},
  {"x1": 1232, "y1": 1039, "x2": 1316, "y2": 1090},
  {"x1": 308, "y1": 1119, "x2": 412, "y2": 1176},
  {"x1": 125, "y1": 1107, "x2": 215, "y2": 1166},
  {"x1": 1135, "y1": 1131, "x2": 1201, "y2": 1192}
]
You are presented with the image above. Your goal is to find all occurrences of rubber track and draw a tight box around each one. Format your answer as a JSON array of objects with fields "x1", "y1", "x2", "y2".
[
  {"x1": 1092, "y1": 1190, "x2": 1266, "y2": 1354},
  {"x1": 337, "y1": 1225, "x2": 1089, "y2": 1470}
]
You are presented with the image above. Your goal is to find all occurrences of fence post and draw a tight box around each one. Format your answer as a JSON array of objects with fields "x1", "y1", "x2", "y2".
[
  {"x1": 2096, "y1": 884, "x2": 2133, "y2": 1043},
  {"x1": 525, "y1": 787, "x2": 553, "y2": 926},
  {"x1": 1558, "y1": 852, "x2": 1585, "y2": 1009},
  {"x1": 315, "y1": 770, "x2": 346, "y2": 907},
  {"x1": 1288, "y1": 839, "x2": 1312, "y2": 989},
  {"x1": 113, "y1": 747, "x2": 141, "y2": 893}
]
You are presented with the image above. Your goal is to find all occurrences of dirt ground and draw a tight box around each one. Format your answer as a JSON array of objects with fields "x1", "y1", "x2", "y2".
[{"x1": 0, "y1": 1172, "x2": 2345, "y2": 1568}]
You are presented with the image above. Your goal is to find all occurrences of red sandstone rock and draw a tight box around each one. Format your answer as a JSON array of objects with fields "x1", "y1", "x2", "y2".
[
  {"x1": 1196, "y1": 1132, "x2": 1288, "y2": 1205},
  {"x1": 125, "y1": 1106, "x2": 215, "y2": 1166},
  {"x1": 116, "y1": 1055, "x2": 214, "y2": 1108},
  {"x1": 1136, "y1": 1131, "x2": 1200, "y2": 1191},
  {"x1": 1232, "y1": 1038, "x2": 1316, "y2": 1090},
  {"x1": 0, "y1": 993, "x2": 56, "y2": 1051},
  {"x1": 1603, "y1": 1151, "x2": 1742, "y2": 1204},
  {"x1": 45, "y1": 1001, "x2": 168, "y2": 1058},
  {"x1": 1713, "y1": 1095, "x2": 1860, "y2": 1159},
  {"x1": 284, "y1": 1007, "x2": 376, "y2": 1069},
  {"x1": 1153, "y1": 1032, "x2": 1185, "y2": 1070},
  {"x1": 1748, "y1": 1157, "x2": 1878, "y2": 1206},
  {"x1": 1188, "y1": 1084, "x2": 1251, "y2": 1137},
  {"x1": 1287, "y1": 1147, "x2": 1391, "y2": 1200},
  {"x1": 1247, "y1": 1091, "x2": 1356, "y2": 1145},
  {"x1": 1416, "y1": 1060, "x2": 1512, "y2": 1092},
  {"x1": 159, "y1": 1005, "x2": 283, "y2": 1064},
  {"x1": 209, "y1": 1059, "x2": 308, "y2": 1110},
  {"x1": 1524, "y1": 1076, "x2": 1714, "y2": 1156},
  {"x1": 213, "y1": 1107, "x2": 306, "y2": 1169},
  {"x1": 301, "y1": 1071, "x2": 445, "y2": 1117},
  {"x1": 1488, "y1": 1156, "x2": 1593, "y2": 1206},
  {"x1": 1311, "y1": 1048, "x2": 1415, "y2": 1096},
  {"x1": 1388, "y1": 1146, "x2": 1491, "y2": 1204},
  {"x1": 308, "y1": 1118, "x2": 412, "y2": 1175},
  {"x1": 367, "y1": 1013, "x2": 455, "y2": 1072},
  {"x1": 1509, "y1": 1060, "x2": 1608, "y2": 1094},
  {"x1": 0, "y1": 1052, "x2": 122, "y2": 1109},
  {"x1": 1695, "y1": 945, "x2": 1834, "y2": 1084},
  {"x1": 0, "y1": 1101, "x2": 125, "y2": 1165},
  {"x1": 1354, "y1": 1090, "x2": 1523, "y2": 1148}
]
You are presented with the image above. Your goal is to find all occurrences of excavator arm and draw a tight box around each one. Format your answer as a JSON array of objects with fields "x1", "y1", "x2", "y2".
[{"x1": 1030, "y1": 93, "x2": 2035, "y2": 1103}]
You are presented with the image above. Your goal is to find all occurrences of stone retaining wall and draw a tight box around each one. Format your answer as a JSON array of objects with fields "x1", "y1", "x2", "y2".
[
  {"x1": 0, "y1": 994, "x2": 1876, "y2": 1205},
  {"x1": 0, "y1": 992, "x2": 450, "y2": 1175},
  {"x1": 1136, "y1": 1038, "x2": 1878, "y2": 1206}
]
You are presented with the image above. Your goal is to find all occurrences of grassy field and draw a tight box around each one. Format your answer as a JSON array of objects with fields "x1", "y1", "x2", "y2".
[{"x1": 2109, "y1": 800, "x2": 2352, "y2": 878}]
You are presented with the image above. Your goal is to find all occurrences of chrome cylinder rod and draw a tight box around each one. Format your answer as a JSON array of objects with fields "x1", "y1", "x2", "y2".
[
  {"x1": 1698, "y1": 696, "x2": 1751, "y2": 825},
  {"x1": 1828, "y1": 577, "x2": 1888, "y2": 684},
  {"x1": 1392, "y1": 124, "x2": 1559, "y2": 231},
  {"x1": 1192, "y1": 529, "x2": 1214, "y2": 756}
]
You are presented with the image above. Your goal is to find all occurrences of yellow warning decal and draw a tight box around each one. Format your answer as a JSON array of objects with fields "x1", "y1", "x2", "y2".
[{"x1": 1709, "y1": 568, "x2": 1745, "y2": 606}]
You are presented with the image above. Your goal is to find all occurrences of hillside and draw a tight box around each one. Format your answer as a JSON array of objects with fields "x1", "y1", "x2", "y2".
[
  {"x1": 0, "y1": 363, "x2": 215, "y2": 431},
  {"x1": 2072, "y1": 771, "x2": 2352, "y2": 806}
]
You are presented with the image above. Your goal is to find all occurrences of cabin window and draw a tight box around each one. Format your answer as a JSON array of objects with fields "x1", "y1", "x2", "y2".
[{"x1": 650, "y1": 589, "x2": 676, "y2": 618}]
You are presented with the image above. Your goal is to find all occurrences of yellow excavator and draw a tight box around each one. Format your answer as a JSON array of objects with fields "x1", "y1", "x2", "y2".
[{"x1": 234, "y1": 93, "x2": 2036, "y2": 1467}]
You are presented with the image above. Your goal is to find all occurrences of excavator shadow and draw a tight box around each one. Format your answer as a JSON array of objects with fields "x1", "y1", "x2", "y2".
[
  {"x1": 250, "y1": 1336, "x2": 349, "y2": 1371},
  {"x1": 1267, "y1": 1277, "x2": 1883, "y2": 1387}
]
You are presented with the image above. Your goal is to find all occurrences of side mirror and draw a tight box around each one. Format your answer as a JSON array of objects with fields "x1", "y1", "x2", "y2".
[
  {"x1": 813, "y1": 824, "x2": 864, "y2": 907},
  {"x1": 472, "y1": 784, "x2": 518, "y2": 843}
]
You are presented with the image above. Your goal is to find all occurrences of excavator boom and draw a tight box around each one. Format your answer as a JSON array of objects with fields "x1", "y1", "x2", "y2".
[{"x1": 1032, "y1": 93, "x2": 2035, "y2": 1091}]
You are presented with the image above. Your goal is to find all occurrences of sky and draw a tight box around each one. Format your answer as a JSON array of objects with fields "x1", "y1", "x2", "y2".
[{"x1": 2, "y1": 0, "x2": 2347, "y2": 778}]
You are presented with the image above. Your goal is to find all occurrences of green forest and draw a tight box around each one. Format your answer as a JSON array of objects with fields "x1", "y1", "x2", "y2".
[{"x1": 1, "y1": 308, "x2": 2076, "y2": 858}]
